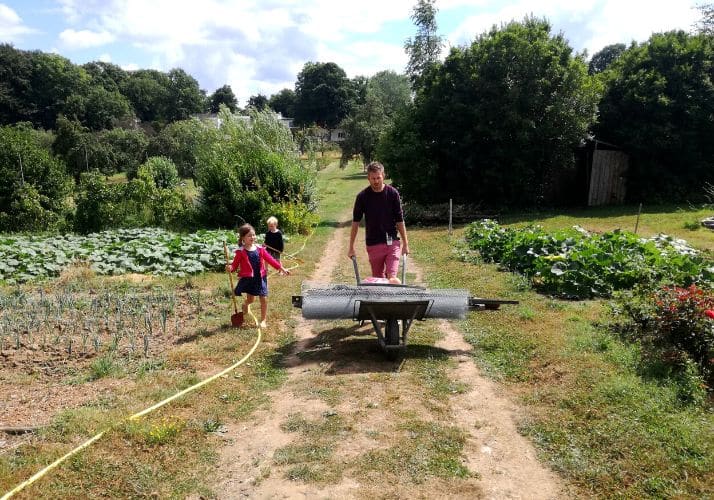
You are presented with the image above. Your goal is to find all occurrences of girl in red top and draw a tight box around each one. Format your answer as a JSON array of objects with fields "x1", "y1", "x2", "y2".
[{"x1": 225, "y1": 223, "x2": 290, "y2": 328}]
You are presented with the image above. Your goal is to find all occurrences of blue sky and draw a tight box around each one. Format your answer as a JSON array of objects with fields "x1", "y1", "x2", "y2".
[{"x1": 0, "y1": 0, "x2": 703, "y2": 107}]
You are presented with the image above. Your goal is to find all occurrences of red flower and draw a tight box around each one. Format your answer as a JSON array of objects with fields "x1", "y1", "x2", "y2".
[{"x1": 704, "y1": 309, "x2": 714, "y2": 320}]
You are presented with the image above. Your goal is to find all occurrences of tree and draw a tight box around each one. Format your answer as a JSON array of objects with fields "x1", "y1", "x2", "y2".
[
  {"x1": 64, "y1": 86, "x2": 133, "y2": 131},
  {"x1": 165, "y1": 68, "x2": 205, "y2": 122},
  {"x1": 293, "y1": 62, "x2": 355, "y2": 128},
  {"x1": 0, "y1": 44, "x2": 34, "y2": 125},
  {"x1": 121, "y1": 69, "x2": 170, "y2": 123},
  {"x1": 404, "y1": 0, "x2": 443, "y2": 88},
  {"x1": 339, "y1": 71, "x2": 411, "y2": 165},
  {"x1": 148, "y1": 118, "x2": 207, "y2": 179},
  {"x1": 367, "y1": 70, "x2": 411, "y2": 117},
  {"x1": 384, "y1": 17, "x2": 598, "y2": 207},
  {"x1": 0, "y1": 123, "x2": 72, "y2": 231},
  {"x1": 209, "y1": 84, "x2": 238, "y2": 113},
  {"x1": 595, "y1": 31, "x2": 714, "y2": 202},
  {"x1": 82, "y1": 61, "x2": 129, "y2": 92},
  {"x1": 268, "y1": 88, "x2": 296, "y2": 117},
  {"x1": 695, "y1": 3, "x2": 714, "y2": 35},
  {"x1": 588, "y1": 43, "x2": 626, "y2": 74},
  {"x1": 248, "y1": 93, "x2": 269, "y2": 111},
  {"x1": 28, "y1": 52, "x2": 90, "y2": 129}
]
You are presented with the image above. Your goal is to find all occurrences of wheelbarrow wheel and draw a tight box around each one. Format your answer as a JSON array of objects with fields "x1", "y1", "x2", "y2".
[{"x1": 384, "y1": 319, "x2": 400, "y2": 361}]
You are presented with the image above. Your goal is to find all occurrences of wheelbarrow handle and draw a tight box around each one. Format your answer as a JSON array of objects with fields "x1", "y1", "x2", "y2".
[
  {"x1": 351, "y1": 255, "x2": 361, "y2": 284},
  {"x1": 401, "y1": 254, "x2": 407, "y2": 285}
]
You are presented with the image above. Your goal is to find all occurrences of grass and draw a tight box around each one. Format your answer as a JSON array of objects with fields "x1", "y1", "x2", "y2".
[
  {"x1": 409, "y1": 223, "x2": 713, "y2": 499},
  {"x1": 500, "y1": 203, "x2": 714, "y2": 251}
]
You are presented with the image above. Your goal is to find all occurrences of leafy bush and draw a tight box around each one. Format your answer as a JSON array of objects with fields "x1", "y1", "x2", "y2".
[
  {"x1": 194, "y1": 108, "x2": 316, "y2": 230},
  {"x1": 0, "y1": 122, "x2": 72, "y2": 232},
  {"x1": 74, "y1": 171, "x2": 193, "y2": 233},
  {"x1": 138, "y1": 156, "x2": 179, "y2": 189},
  {"x1": 265, "y1": 200, "x2": 319, "y2": 235},
  {"x1": 610, "y1": 284, "x2": 714, "y2": 396},
  {"x1": 464, "y1": 220, "x2": 714, "y2": 298}
]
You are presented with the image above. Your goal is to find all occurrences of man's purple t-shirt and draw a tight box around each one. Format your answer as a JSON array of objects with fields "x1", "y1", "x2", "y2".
[{"x1": 352, "y1": 184, "x2": 404, "y2": 246}]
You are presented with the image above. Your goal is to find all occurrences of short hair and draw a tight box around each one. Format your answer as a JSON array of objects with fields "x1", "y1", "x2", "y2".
[
  {"x1": 266, "y1": 216, "x2": 278, "y2": 225},
  {"x1": 366, "y1": 161, "x2": 384, "y2": 174},
  {"x1": 237, "y1": 223, "x2": 255, "y2": 244}
]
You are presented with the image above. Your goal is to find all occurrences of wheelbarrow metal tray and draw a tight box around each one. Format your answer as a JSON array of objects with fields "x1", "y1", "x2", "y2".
[{"x1": 297, "y1": 282, "x2": 470, "y2": 320}]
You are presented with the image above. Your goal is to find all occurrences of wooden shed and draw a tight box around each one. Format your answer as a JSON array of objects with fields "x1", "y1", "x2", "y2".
[{"x1": 582, "y1": 139, "x2": 629, "y2": 206}]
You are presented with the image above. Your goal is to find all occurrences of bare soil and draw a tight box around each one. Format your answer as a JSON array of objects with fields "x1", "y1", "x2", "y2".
[{"x1": 213, "y1": 223, "x2": 566, "y2": 499}]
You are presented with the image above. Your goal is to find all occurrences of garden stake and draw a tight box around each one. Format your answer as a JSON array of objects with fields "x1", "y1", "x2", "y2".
[{"x1": 223, "y1": 241, "x2": 243, "y2": 327}]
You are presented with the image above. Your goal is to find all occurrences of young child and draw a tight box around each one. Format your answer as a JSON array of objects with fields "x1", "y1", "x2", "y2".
[
  {"x1": 225, "y1": 223, "x2": 289, "y2": 329},
  {"x1": 263, "y1": 216, "x2": 284, "y2": 261}
]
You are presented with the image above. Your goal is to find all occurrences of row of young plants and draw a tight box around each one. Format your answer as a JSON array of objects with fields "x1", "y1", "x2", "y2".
[
  {"x1": 463, "y1": 220, "x2": 714, "y2": 397},
  {"x1": 0, "y1": 286, "x2": 190, "y2": 359},
  {"x1": 0, "y1": 227, "x2": 244, "y2": 283}
]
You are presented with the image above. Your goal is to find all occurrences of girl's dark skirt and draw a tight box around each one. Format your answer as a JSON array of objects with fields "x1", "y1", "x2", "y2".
[{"x1": 234, "y1": 276, "x2": 268, "y2": 297}]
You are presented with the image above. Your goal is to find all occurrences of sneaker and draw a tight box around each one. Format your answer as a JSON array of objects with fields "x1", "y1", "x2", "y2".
[{"x1": 259, "y1": 320, "x2": 267, "y2": 329}]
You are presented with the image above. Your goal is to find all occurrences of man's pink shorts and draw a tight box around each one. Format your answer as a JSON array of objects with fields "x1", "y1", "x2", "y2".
[{"x1": 366, "y1": 240, "x2": 401, "y2": 278}]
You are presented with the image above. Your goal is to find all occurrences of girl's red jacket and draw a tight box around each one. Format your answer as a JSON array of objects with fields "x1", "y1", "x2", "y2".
[{"x1": 228, "y1": 245, "x2": 282, "y2": 278}]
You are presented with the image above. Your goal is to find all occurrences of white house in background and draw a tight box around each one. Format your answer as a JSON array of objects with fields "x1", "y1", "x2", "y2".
[{"x1": 329, "y1": 128, "x2": 346, "y2": 142}]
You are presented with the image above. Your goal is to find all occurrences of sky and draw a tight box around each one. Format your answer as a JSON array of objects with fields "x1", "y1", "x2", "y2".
[{"x1": 0, "y1": 0, "x2": 704, "y2": 107}]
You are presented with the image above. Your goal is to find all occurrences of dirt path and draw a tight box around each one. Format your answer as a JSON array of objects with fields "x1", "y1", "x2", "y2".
[{"x1": 214, "y1": 222, "x2": 565, "y2": 499}]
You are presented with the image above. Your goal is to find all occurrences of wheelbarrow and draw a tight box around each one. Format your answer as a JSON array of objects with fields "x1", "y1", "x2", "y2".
[{"x1": 292, "y1": 254, "x2": 518, "y2": 360}]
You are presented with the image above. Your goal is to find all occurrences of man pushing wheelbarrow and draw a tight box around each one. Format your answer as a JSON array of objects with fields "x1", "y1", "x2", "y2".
[
  {"x1": 293, "y1": 161, "x2": 517, "y2": 360},
  {"x1": 348, "y1": 161, "x2": 409, "y2": 285}
]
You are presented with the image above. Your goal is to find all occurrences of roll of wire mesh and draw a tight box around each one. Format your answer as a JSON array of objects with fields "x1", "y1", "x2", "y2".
[{"x1": 299, "y1": 283, "x2": 470, "y2": 320}]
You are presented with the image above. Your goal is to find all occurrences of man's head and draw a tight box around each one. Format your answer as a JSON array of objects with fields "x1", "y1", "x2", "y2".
[{"x1": 366, "y1": 161, "x2": 385, "y2": 192}]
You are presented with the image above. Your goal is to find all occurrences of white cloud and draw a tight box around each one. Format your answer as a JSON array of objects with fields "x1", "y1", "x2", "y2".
[
  {"x1": 98, "y1": 52, "x2": 111, "y2": 62},
  {"x1": 59, "y1": 29, "x2": 114, "y2": 49},
  {"x1": 0, "y1": 3, "x2": 36, "y2": 39},
  {"x1": 445, "y1": 0, "x2": 700, "y2": 57}
]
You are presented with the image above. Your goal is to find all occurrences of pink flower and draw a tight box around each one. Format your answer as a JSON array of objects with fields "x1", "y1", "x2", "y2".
[{"x1": 704, "y1": 309, "x2": 714, "y2": 320}]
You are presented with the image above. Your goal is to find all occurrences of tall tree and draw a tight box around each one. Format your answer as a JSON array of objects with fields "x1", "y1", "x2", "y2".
[
  {"x1": 695, "y1": 3, "x2": 714, "y2": 35},
  {"x1": 209, "y1": 84, "x2": 238, "y2": 113},
  {"x1": 385, "y1": 17, "x2": 598, "y2": 206},
  {"x1": 293, "y1": 62, "x2": 355, "y2": 128},
  {"x1": 82, "y1": 61, "x2": 129, "y2": 92},
  {"x1": 247, "y1": 93, "x2": 269, "y2": 111},
  {"x1": 339, "y1": 71, "x2": 411, "y2": 165},
  {"x1": 121, "y1": 69, "x2": 170, "y2": 123},
  {"x1": 0, "y1": 44, "x2": 34, "y2": 125},
  {"x1": 268, "y1": 88, "x2": 296, "y2": 117},
  {"x1": 28, "y1": 52, "x2": 90, "y2": 129},
  {"x1": 165, "y1": 68, "x2": 205, "y2": 122},
  {"x1": 596, "y1": 30, "x2": 714, "y2": 202},
  {"x1": 404, "y1": 0, "x2": 443, "y2": 88},
  {"x1": 588, "y1": 43, "x2": 626, "y2": 74}
]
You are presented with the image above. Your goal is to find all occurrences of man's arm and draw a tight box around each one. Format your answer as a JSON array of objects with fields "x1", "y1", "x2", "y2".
[
  {"x1": 396, "y1": 221, "x2": 409, "y2": 255},
  {"x1": 348, "y1": 221, "x2": 360, "y2": 258}
]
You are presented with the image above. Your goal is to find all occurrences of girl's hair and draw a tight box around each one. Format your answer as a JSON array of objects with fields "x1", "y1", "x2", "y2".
[
  {"x1": 238, "y1": 223, "x2": 255, "y2": 245},
  {"x1": 266, "y1": 216, "x2": 278, "y2": 225}
]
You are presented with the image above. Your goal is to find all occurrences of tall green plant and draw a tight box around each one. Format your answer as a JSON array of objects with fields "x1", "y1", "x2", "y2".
[{"x1": 194, "y1": 108, "x2": 316, "y2": 229}]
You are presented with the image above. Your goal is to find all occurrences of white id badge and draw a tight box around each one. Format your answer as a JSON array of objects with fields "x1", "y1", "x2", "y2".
[{"x1": 386, "y1": 233, "x2": 392, "y2": 245}]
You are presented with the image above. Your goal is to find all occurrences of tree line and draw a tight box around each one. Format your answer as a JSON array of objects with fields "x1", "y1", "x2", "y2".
[{"x1": 376, "y1": 0, "x2": 714, "y2": 208}]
